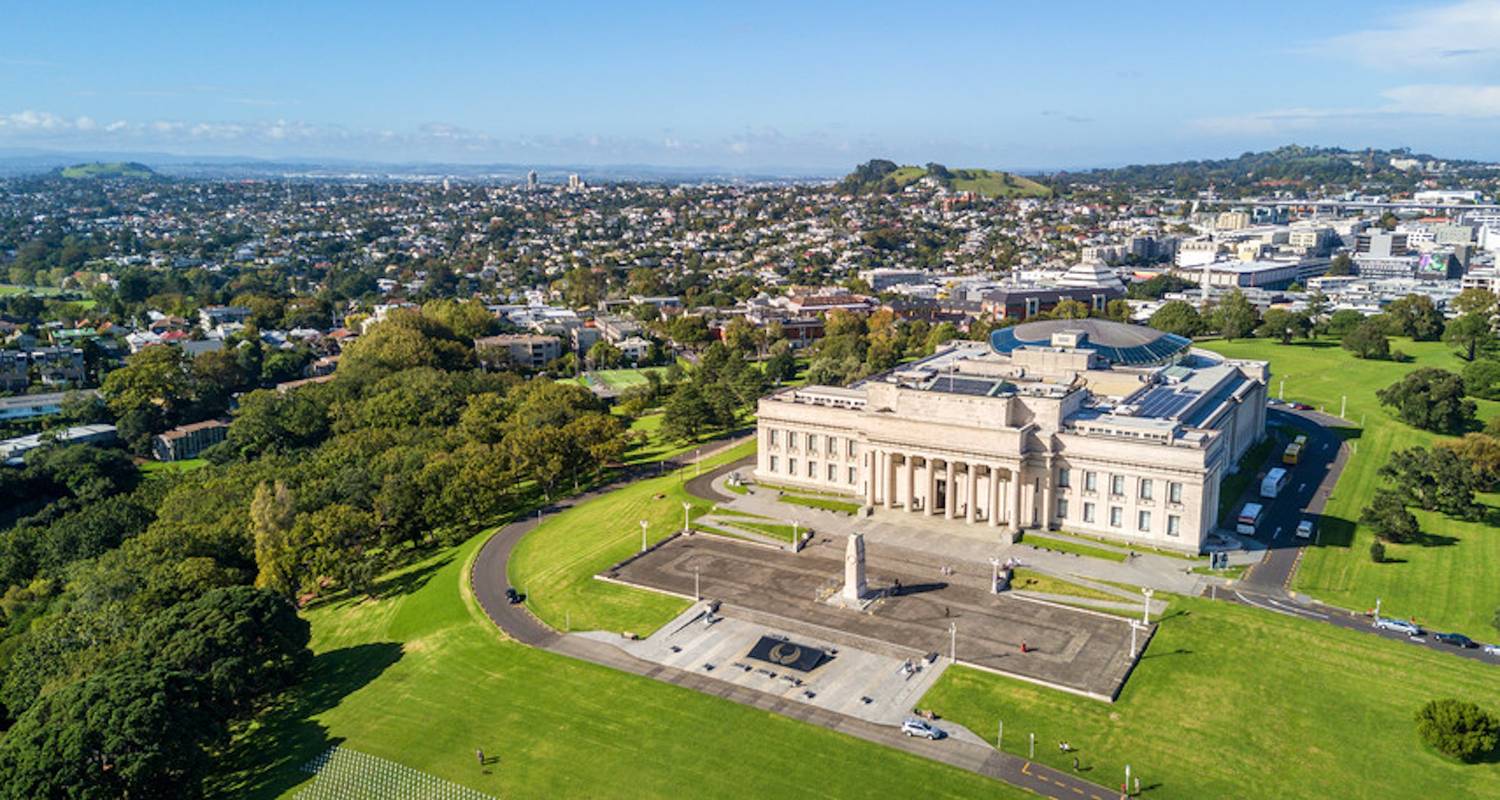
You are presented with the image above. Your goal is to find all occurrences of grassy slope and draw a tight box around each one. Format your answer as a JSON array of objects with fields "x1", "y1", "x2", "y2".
[
  {"x1": 1201, "y1": 337, "x2": 1500, "y2": 634},
  {"x1": 209, "y1": 520, "x2": 1022, "y2": 799},
  {"x1": 508, "y1": 440, "x2": 755, "y2": 635},
  {"x1": 922, "y1": 596, "x2": 1500, "y2": 800},
  {"x1": 883, "y1": 166, "x2": 1051, "y2": 198}
]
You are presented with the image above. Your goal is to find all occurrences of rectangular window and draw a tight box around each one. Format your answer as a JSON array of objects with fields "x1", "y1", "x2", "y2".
[
  {"x1": 807, "y1": 460, "x2": 817, "y2": 478},
  {"x1": 1169, "y1": 482, "x2": 1183, "y2": 504},
  {"x1": 827, "y1": 463, "x2": 837, "y2": 481},
  {"x1": 789, "y1": 458, "x2": 798, "y2": 476},
  {"x1": 1057, "y1": 468, "x2": 1071, "y2": 488},
  {"x1": 1167, "y1": 515, "x2": 1181, "y2": 537},
  {"x1": 1056, "y1": 498, "x2": 1069, "y2": 520},
  {"x1": 1084, "y1": 471, "x2": 1097, "y2": 492},
  {"x1": 769, "y1": 429, "x2": 780, "y2": 447},
  {"x1": 1110, "y1": 507, "x2": 1123, "y2": 528},
  {"x1": 1083, "y1": 502, "x2": 1096, "y2": 523},
  {"x1": 827, "y1": 435, "x2": 837, "y2": 455},
  {"x1": 848, "y1": 440, "x2": 857, "y2": 458},
  {"x1": 1140, "y1": 479, "x2": 1153, "y2": 501},
  {"x1": 1138, "y1": 510, "x2": 1152, "y2": 532},
  {"x1": 769, "y1": 455, "x2": 779, "y2": 472},
  {"x1": 1110, "y1": 475, "x2": 1125, "y2": 496},
  {"x1": 848, "y1": 466, "x2": 857, "y2": 484},
  {"x1": 806, "y1": 432, "x2": 817, "y2": 454}
]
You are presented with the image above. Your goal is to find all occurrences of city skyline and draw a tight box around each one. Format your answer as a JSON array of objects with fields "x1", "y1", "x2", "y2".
[{"x1": 3, "y1": 1, "x2": 1500, "y2": 169}]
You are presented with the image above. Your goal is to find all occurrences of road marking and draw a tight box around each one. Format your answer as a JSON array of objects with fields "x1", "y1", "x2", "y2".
[
  {"x1": 1071, "y1": 787, "x2": 1085, "y2": 795},
  {"x1": 1235, "y1": 590, "x2": 1328, "y2": 620},
  {"x1": 1023, "y1": 762, "x2": 1033, "y2": 775}
]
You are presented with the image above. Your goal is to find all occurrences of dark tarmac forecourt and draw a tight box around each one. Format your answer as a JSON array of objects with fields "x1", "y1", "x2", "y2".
[{"x1": 605, "y1": 533, "x2": 1149, "y2": 701}]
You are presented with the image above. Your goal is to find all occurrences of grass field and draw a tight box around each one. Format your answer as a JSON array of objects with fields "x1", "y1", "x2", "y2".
[
  {"x1": 587, "y1": 367, "x2": 667, "y2": 391},
  {"x1": 881, "y1": 166, "x2": 1051, "y2": 198},
  {"x1": 776, "y1": 493, "x2": 862, "y2": 514},
  {"x1": 1202, "y1": 337, "x2": 1500, "y2": 635},
  {"x1": 1024, "y1": 532, "x2": 1129, "y2": 563},
  {"x1": 208, "y1": 531, "x2": 1024, "y2": 800},
  {"x1": 1008, "y1": 569, "x2": 1124, "y2": 603},
  {"x1": 139, "y1": 457, "x2": 209, "y2": 476},
  {"x1": 508, "y1": 440, "x2": 756, "y2": 635},
  {"x1": 923, "y1": 595, "x2": 1500, "y2": 800}
]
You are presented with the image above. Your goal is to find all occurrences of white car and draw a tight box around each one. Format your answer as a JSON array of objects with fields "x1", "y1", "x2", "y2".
[
  {"x1": 1373, "y1": 617, "x2": 1423, "y2": 637},
  {"x1": 901, "y1": 718, "x2": 945, "y2": 740},
  {"x1": 1483, "y1": 644, "x2": 1500, "y2": 657},
  {"x1": 1295, "y1": 520, "x2": 1315, "y2": 540}
]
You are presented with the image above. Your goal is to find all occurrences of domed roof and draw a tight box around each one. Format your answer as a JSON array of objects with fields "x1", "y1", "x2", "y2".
[{"x1": 989, "y1": 319, "x2": 1191, "y2": 366}]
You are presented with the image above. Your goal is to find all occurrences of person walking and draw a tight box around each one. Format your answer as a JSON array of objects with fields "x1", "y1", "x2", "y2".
[
  {"x1": 1072, "y1": 756, "x2": 1080, "y2": 771},
  {"x1": 476, "y1": 748, "x2": 485, "y2": 767}
]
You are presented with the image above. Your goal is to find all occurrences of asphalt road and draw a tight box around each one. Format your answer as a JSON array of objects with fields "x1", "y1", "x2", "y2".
[{"x1": 471, "y1": 439, "x2": 1123, "y2": 800}]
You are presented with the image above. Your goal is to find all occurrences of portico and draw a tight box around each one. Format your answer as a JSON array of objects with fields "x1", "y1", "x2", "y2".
[{"x1": 863, "y1": 448, "x2": 1025, "y2": 532}]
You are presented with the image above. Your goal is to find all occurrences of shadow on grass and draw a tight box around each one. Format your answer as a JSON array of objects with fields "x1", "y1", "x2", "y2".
[
  {"x1": 371, "y1": 552, "x2": 455, "y2": 598},
  {"x1": 206, "y1": 642, "x2": 404, "y2": 800}
]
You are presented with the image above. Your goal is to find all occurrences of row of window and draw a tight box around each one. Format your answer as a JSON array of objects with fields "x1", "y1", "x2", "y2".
[
  {"x1": 1056, "y1": 498, "x2": 1181, "y2": 537},
  {"x1": 1057, "y1": 468, "x2": 1183, "y2": 505},
  {"x1": 766, "y1": 429, "x2": 858, "y2": 458},
  {"x1": 766, "y1": 455, "x2": 858, "y2": 485}
]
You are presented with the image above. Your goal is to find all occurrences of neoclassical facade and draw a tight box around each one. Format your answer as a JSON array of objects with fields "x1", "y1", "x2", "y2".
[{"x1": 754, "y1": 319, "x2": 1268, "y2": 553}]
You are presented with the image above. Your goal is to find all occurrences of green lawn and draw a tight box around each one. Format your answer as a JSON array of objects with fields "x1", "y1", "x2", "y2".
[
  {"x1": 1024, "y1": 532, "x2": 1129, "y2": 563},
  {"x1": 922, "y1": 595, "x2": 1500, "y2": 800},
  {"x1": 1008, "y1": 569, "x2": 1124, "y2": 602},
  {"x1": 777, "y1": 493, "x2": 862, "y2": 514},
  {"x1": 208, "y1": 532, "x2": 1025, "y2": 800},
  {"x1": 619, "y1": 411, "x2": 745, "y2": 467},
  {"x1": 139, "y1": 457, "x2": 209, "y2": 476},
  {"x1": 1202, "y1": 337, "x2": 1500, "y2": 634},
  {"x1": 590, "y1": 367, "x2": 667, "y2": 391},
  {"x1": 508, "y1": 440, "x2": 756, "y2": 636}
]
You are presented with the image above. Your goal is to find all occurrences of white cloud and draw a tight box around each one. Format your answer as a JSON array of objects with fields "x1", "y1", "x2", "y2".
[
  {"x1": 1318, "y1": 0, "x2": 1500, "y2": 69},
  {"x1": 1381, "y1": 84, "x2": 1500, "y2": 116},
  {"x1": 1193, "y1": 84, "x2": 1500, "y2": 136}
]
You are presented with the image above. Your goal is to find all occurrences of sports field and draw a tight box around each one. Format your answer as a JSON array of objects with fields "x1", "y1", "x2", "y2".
[
  {"x1": 207, "y1": 485, "x2": 1021, "y2": 799},
  {"x1": 922, "y1": 594, "x2": 1500, "y2": 800},
  {"x1": 1201, "y1": 337, "x2": 1500, "y2": 634}
]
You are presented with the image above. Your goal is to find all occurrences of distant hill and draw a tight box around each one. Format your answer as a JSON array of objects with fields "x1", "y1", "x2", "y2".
[
  {"x1": 837, "y1": 159, "x2": 1051, "y2": 198},
  {"x1": 57, "y1": 161, "x2": 159, "y2": 180}
]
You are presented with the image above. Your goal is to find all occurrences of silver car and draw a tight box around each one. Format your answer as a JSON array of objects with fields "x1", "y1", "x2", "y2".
[
  {"x1": 1372, "y1": 617, "x2": 1423, "y2": 637},
  {"x1": 901, "y1": 718, "x2": 944, "y2": 740},
  {"x1": 1483, "y1": 643, "x2": 1500, "y2": 657}
]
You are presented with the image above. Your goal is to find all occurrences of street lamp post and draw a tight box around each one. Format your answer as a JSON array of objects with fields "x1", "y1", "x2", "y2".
[
  {"x1": 1140, "y1": 587, "x2": 1154, "y2": 625},
  {"x1": 639, "y1": 519, "x2": 648, "y2": 553},
  {"x1": 1129, "y1": 621, "x2": 1141, "y2": 658},
  {"x1": 949, "y1": 621, "x2": 957, "y2": 663},
  {"x1": 682, "y1": 502, "x2": 691, "y2": 533},
  {"x1": 695, "y1": 567, "x2": 701, "y2": 601},
  {"x1": 1029, "y1": 732, "x2": 1035, "y2": 760},
  {"x1": 990, "y1": 557, "x2": 1001, "y2": 594},
  {"x1": 997, "y1": 719, "x2": 1003, "y2": 750}
]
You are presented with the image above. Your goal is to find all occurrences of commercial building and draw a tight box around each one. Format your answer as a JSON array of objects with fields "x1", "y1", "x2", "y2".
[
  {"x1": 754, "y1": 319, "x2": 1268, "y2": 553},
  {"x1": 474, "y1": 333, "x2": 563, "y2": 371},
  {"x1": 978, "y1": 262, "x2": 1125, "y2": 319},
  {"x1": 1, "y1": 424, "x2": 118, "y2": 467},
  {"x1": 152, "y1": 419, "x2": 229, "y2": 462}
]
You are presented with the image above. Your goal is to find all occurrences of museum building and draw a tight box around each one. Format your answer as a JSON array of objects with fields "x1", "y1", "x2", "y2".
[{"x1": 754, "y1": 319, "x2": 1269, "y2": 553}]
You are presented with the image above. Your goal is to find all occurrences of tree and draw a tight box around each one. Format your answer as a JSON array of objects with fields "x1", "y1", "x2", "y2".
[
  {"x1": 1052, "y1": 298, "x2": 1090, "y2": 319},
  {"x1": 1304, "y1": 291, "x2": 1329, "y2": 331},
  {"x1": 1256, "y1": 308, "x2": 1310, "y2": 344},
  {"x1": 924, "y1": 322, "x2": 961, "y2": 353},
  {"x1": 0, "y1": 663, "x2": 219, "y2": 800},
  {"x1": 1444, "y1": 312, "x2": 1495, "y2": 362},
  {"x1": 337, "y1": 309, "x2": 473, "y2": 383},
  {"x1": 1382, "y1": 294, "x2": 1445, "y2": 341},
  {"x1": 1148, "y1": 300, "x2": 1203, "y2": 337},
  {"x1": 1214, "y1": 290, "x2": 1259, "y2": 340},
  {"x1": 1327, "y1": 253, "x2": 1353, "y2": 276},
  {"x1": 134, "y1": 586, "x2": 311, "y2": 717},
  {"x1": 1325, "y1": 309, "x2": 1366, "y2": 337},
  {"x1": 1452, "y1": 288, "x2": 1498, "y2": 318},
  {"x1": 1104, "y1": 299, "x2": 1132, "y2": 322},
  {"x1": 1360, "y1": 489, "x2": 1420, "y2": 543},
  {"x1": 1449, "y1": 433, "x2": 1500, "y2": 492},
  {"x1": 661, "y1": 383, "x2": 713, "y2": 443},
  {"x1": 1379, "y1": 446, "x2": 1481, "y2": 519},
  {"x1": 720, "y1": 317, "x2": 760, "y2": 355},
  {"x1": 101, "y1": 345, "x2": 196, "y2": 425},
  {"x1": 1341, "y1": 320, "x2": 1390, "y2": 360},
  {"x1": 250, "y1": 481, "x2": 298, "y2": 597},
  {"x1": 290, "y1": 504, "x2": 379, "y2": 597},
  {"x1": 587, "y1": 339, "x2": 624, "y2": 369},
  {"x1": 764, "y1": 341, "x2": 796, "y2": 384},
  {"x1": 23, "y1": 443, "x2": 138, "y2": 503},
  {"x1": 1415, "y1": 699, "x2": 1500, "y2": 762},
  {"x1": 1377, "y1": 368, "x2": 1476, "y2": 434},
  {"x1": 1369, "y1": 539, "x2": 1386, "y2": 563},
  {"x1": 224, "y1": 387, "x2": 331, "y2": 459},
  {"x1": 1463, "y1": 359, "x2": 1500, "y2": 401}
]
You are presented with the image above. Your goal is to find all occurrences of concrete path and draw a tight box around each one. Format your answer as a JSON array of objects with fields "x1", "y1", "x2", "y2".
[{"x1": 471, "y1": 437, "x2": 1121, "y2": 800}]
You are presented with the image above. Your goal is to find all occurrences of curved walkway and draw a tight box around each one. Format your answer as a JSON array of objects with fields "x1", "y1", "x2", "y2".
[{"x1": 470, "y1": 437, "x2": 1116, "y2": 800}]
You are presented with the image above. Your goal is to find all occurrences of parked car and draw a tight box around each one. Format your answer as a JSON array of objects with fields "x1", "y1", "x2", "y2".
[
  {"x1": 1290, "y1": 402, "x2": 1312, "y2": 411},
  {"x1": 1482, "y1": 644, "x2": 1500, "y2": 657},
  {"x1": 1295, "y1": 520, "x2": 1315, "y2": 540},
  {"x1": 901, "y1": 718, "x2": 944, "y2": 740},
  {"x1": 505, "y1": 587, "x2": 523, "y2": 605},
  {"x1": 1372, "y1": 617, "x2": 1423, "y2": 637},
  {"x1": 1435, "y1": 632, "x2": 1478, "y2": 649}
]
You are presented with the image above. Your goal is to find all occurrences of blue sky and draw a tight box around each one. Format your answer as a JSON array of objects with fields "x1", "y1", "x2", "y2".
[{"x1": 2, "y1": 1, "x2": 1499, "y2": 170}]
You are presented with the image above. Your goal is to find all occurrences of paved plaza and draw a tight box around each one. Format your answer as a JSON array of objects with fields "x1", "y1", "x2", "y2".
[{"x1": 604, "y1": 534, "x2": 1149, "y2": 700}]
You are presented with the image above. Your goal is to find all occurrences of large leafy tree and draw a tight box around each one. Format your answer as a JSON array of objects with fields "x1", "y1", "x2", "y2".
[
  {"x1": 1256, "y1": 308, "x2": 1310, "y2": 344},
  {"x1": 1148, "y1": 300, "x2": 1203, "y2": 337},
  {"x1": 1341, "y1": 320, "x2": 1390, "y2": 360},
  {"x1": 1415, "y1": 699, "x2": 1500, "y2": 762},
  {"x1": 1359, "y1": 489, "x2": 1420, "y2": 544},
  {"x1": 1213, "y1": 290, "x2": 1259, "y2": 340},
  {"x1": 101, "y1": 345, "x2": 196, "y2": 425},
  {"x1": 1443, "y1": 312, "x2": 1495, "y2": 362},
  {"x1": 1376, "y1": 368, "x2": 1476, "y2": 434},
  {"x1": 1381, "y1": 294, "x2": 1445, "y2": 341},
  {"x1": 1378, "y1": 446, "x2": 1481, "y2": 520}
]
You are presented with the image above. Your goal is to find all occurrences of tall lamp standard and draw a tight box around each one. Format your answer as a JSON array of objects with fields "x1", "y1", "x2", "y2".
[
  {"x1": 1140, "y1": 587, "x2": 1154, "y2": 625},
  {"x1": 639, "y1": 519, "x2": 648, "y2": 553},
  {"x1": 682, "y1": 502, "x2": 692, "y2": 533}
]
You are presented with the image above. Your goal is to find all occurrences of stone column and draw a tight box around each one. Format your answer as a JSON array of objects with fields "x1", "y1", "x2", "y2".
[
  {"x1": 1008, "y1": 466, "x2": 1023, "y2": 532},
  {"x1": 926, "y1": 459, "x2": 939, "y2": 516},
  {"x1": 944, "y1": 461, "x2": 957, "y2": 520},
  {"x1": 881, "y1": 451, "x2": 894, "y2": 510},
  {"x1": 965, "y1": 464, "x2": 978, "y2": 524},
  {"x1": 865, "y1": 450, "x2": 877, "y2": 506},
  {"x1": 904, "y1": 456, "x2": 916, "y2": 513},
  {"x1": 842, "y1": 533, "x2": 867, "y2": 603},
  {"x1": 988, "y1": 466, "x2": 1002, "y2": 527},
  {"x1": 1039, "y1": 459, "x2": 1053, "y2": 530}
]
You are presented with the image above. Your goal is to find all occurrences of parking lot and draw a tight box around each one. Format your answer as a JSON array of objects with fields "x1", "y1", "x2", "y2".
[{"x1": 604, "y1": 534, "x2": 1149, "y2": 700}]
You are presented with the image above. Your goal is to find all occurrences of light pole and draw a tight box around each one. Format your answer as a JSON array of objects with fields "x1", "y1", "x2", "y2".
[
  {"x1": 1375, "y1": 597, "x2": 1382, "y2": 619},
  {"x1": 997, "y1": 719, "x2": 1003, "y2": 750},
  {"x1": 695, "y1": 567, "x2": 701, "y2": 601},
  {"x1": 1125, "y1": 764, "x2": 1132, "y2": 797},
  {"x1": 1340, "y1": 395, "x2": 1347, "y2": 419},
  {"x1": 990, "y1": 557, "x2": 1001, "y2": 594},
  {"x1": 949, "y1": 621, "x2": 957, "y2": 663},
  {"x1": 1140, "y1": 587, "x2": 1154, "y2": 625},
  {"x1": 1279, "y1": 378, "x2": 1284, "y2": 400},
  {"x1": 639, "y1": 519, "x2": 648, "y2": 553},
  {"x1": 791, "y1": 520, "x2": 799, "y2": 546},
  {"x1": 1029, "y1": 732, "x2": 1035, "y2": 760},
  {"x1": 682, "y1": 502, "x2": 691, "y2": 533},
  {"x1": 1129, "y1": 620, "x2": 1141, "y2": 658}
]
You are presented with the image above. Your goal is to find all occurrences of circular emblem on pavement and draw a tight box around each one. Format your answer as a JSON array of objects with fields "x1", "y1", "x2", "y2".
[{"x1": 768, "y1": 642, "x2": 801, "y2": 665}]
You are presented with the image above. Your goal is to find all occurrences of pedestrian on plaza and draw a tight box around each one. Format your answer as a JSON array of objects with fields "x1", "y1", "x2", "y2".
[
  {"x1": 1073, "y1": 756, "x2": 1080, "y2": 771},
  {"x1": 476, "y1": 748, "x2": 485, "y2": 766}
]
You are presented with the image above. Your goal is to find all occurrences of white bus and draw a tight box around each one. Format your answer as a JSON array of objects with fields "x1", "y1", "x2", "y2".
[
  {"x1": 1236, "y1": 502, "x2": 1265, "y2": 535},
  {"x1": 1260, "y1": 467, "x2": 1290, "y2": 499}
]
